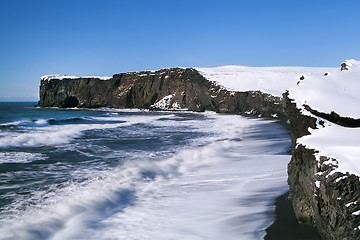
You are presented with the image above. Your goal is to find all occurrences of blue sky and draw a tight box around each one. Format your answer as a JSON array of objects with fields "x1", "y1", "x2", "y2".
[{"x1": 1, "y1": 0, "x2": 360, "y2": 101}]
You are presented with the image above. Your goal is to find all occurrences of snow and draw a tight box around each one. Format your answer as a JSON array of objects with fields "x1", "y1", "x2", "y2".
[
  {"x1": 198, "y1": 60, "x2": 360, "y2": 192},
  {"x1": 288, "y1": 60, "x2": 360, "y2": 179},
  {"x1": 41, "y1": 75, "x2": 111, "y2": 81},
  {"x1": 171, "y1": 102, "x2": 181, "y2": 109},
  {"x1": 150, "y1": 94, "x2": 174, "y2": 110},
  {"x1": 352, "y1": 210, "x2": 360, "y2": 216},
  {"x1": 86, "y1": 76, "x2": 112, "y2": 80},
  {"x1": 150, "y1": 95, "x2": 187, "y2": 111},
  {"x1": 346, "y1": 201, "x2": 357, "y2": 208},
  {"x1": 40, "y1": 61, "x2": 360, "y2": 182},
  {"x1": 289, "y1": 59, "x2": 360, "y2": 119},
  {"x1": 298, "y1": 122, "x2": 360, "y2": 177},
  {"x1": 196, "y1": 65, "x2": 336, "y2": 97},
  {"x1": 41, "y1": 75, "x2": 79, "y2": 81},
  {"x1": 335, "y1": 176, "x2": 348, "y2": 183}
]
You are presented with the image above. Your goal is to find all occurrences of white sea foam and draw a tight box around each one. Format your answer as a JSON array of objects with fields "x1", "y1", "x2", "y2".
[
  {"x1": 0, "y1": 124, "x2": 90, "y2": 148},
  {"x1": 0, "y1": 118, "x2": 55, "y2": 127},
  {"x1": 86, "y1": 113, "x2": 175, "y2": 123},
  {"x1": 0, "y1": 152, "x2": 47, "y2": 164},
  {"x1": 0, "y1": 114, "x2": 290, "y2": 240},
  {"x1": 34, "y1": 119, "x2": 49, "y2": 126},
  {"x1": 0, "y1": 113, "x2": 177, "y2": 149},
  {"x1": 0, "y1": 120, "x2": 33, "y2": 126}
]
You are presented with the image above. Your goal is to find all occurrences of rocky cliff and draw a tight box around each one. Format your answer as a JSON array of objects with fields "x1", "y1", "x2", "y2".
[
  {"x1": 39, "y1": 62, "x2": 360, "y2": 240},
  {"x1": 286, "y1": 60, "x2": 360, "y2": 240},
  {"x1": 286, "y1": 95, "x2": 360, "y2": 239},
  {"x1": 38, "y1": 68, "x2": 286, "y2": 120}
]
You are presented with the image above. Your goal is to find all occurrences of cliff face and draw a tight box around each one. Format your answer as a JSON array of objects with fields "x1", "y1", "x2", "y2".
[
  {"x1": 39, "y1": 68, "x2": 286, "y2": 120},
  {"x1": 285, "y1": 60, "x2": 360, "y2": 240},
  {"x1": 39, "y1": 63, "x2": 360, "y2": 240},
  {"x1": 286, "y1": 94, "x2": 360, "y2": 240}
]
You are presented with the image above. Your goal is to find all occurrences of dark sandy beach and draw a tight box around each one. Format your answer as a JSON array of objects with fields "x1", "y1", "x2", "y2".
[{"x1": 265, "y1": 192, "x2": 322, "y2": 240}]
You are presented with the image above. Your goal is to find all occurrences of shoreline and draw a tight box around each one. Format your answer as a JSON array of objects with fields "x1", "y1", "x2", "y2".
[{"x1": 265, "y1": 192, "x2": 322, "y2": 240}]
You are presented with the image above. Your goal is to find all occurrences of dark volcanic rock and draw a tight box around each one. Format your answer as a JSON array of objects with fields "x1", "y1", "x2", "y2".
[
  {"x1": 39, "y1": 68, "x2": 287, "y2": 120},
  {"x1": 39, "y1": 66, "x2": 360, "y2": 239},
  {"x1": 303, "y1": 104, "x2": 360, "y2": 128},
  {"x1": 341, "y1": 62, "x2": 349, "y2": 71},
  {"x1": 286, "y1": 94, "x2": 360, "y2": 240}
]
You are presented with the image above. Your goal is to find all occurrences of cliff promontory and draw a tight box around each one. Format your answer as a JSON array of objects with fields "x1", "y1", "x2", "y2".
[
  {"x1": 39, "y1": 60, "x2": 360, "y2": 239},
  {"x1": 286, "y1": 60, "x2": 360, "y2": 240},
  {"x1": 38, "y1": 68, "x2": 286, "y2": 119}
]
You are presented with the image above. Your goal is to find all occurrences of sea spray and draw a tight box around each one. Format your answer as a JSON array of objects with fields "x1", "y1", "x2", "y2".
[{"x1": 0, "y1": 103, "x2": 291, "y2": 240}]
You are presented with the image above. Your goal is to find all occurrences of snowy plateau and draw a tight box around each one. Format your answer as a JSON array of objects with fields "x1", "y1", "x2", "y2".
[
  {"x1": 288, "y1": 60, "x2": 360, "y2": 178},
  {"x1": 198, "y1": 60, "x2": 360, "y2": 180}
]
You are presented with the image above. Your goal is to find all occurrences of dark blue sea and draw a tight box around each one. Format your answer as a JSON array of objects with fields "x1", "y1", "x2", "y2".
[{"x1": 0, "y1": 102, "x2": 291, "y2": 240}]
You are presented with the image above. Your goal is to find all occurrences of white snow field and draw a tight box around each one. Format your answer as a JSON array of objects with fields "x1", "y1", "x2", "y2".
[
  {"x1": 198, "y1": 59, "x2": 360, "y2": 179},
  {"x1": 288, "y1": 59, "x2": 360, "y2": 177},
  {"x1": 196, "y1": 65, "x2": 336, "y2": 97}
]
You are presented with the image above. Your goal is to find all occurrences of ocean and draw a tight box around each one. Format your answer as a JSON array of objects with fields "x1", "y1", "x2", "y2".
[{"x1": 0, "y1": 102, "x2": 291, "y2": 240}]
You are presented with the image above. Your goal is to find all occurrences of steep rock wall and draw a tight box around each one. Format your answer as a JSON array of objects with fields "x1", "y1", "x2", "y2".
[
  {"x1": 286, "y1": 94, "x2": 360, "y2": 240},
  {"x1": 39, "y1": 66, "x2": 360, "y2": 239},
  {"x1": 39, "y1": 68, "x2": 286, "y2": 120}
]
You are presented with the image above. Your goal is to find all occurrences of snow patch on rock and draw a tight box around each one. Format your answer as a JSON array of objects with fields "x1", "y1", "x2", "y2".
[
  {"x1": 150, "y1": 94, "x2": 188, "y2": 111},
  {"x1": 346, "y1": 201, "x2": 358, "y2": 208},
  {"x1": 151, "y1": 95, "x2": 174, "y2": 110},
  {"x1": 41, "y1": 75, "x2": 111, "y2": 81}
]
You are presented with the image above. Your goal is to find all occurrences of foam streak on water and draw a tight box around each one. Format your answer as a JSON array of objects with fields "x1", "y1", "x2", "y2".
[{"x1": 0, "y1": 103, "x2": 291, "y2": 240}]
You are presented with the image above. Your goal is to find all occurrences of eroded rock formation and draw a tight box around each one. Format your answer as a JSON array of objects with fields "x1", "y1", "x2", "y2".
[
  {"x1": 39, "y1": 68, "x2": 286, "y2": 120},
  {"x1": 286, "y1": 93, "x2": 360, "y2": 240},
  {"x1": 39, "y1": 65, "x2": 360, "y2": 240}
]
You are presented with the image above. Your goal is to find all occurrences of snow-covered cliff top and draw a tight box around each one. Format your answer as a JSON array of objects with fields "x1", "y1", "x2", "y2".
[
  {"x1": 41, "y1": 75, "x2": 111, "y2": 81},
  {"x1": 300, "y1": 122, "x2": 360, "y2": 177},
  {"x1": 199, "y1": 60, "x2": 360, "y2": 179},
  {"x1": 290, "y1": 59, "x2": 360, "y2": 178},
  {"x1": 289, "y1": 59, "x2": 360, "y2": 119},
  {"x1": 196, "y1": 65, "x2": 336, "y2": 97}
]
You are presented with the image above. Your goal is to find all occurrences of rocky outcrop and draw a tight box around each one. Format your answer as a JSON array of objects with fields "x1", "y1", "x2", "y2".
[
  {"x1": 286, "y1": 93, "x2": 360, "y2": 240},
  {"x1": 39, "y1": 65, "x2": 360, "y2": 239},
  {"x1": 39, "y1": 68, "x2": 286, "y2": 120},
  {"x1": 303, "y1": 105, "x2": 360, "y2": 128}
]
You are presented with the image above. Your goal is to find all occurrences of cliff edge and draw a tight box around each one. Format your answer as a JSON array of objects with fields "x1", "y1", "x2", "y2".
[
  {"x1": 287, "y1": 59, "x2": 360, "y2": 240},
  {"x1": 39, "y1": 61, "x2": 360, "y2": 239},
  {"x1": 38, "y1": 68, "x2": 286, "y2": 120}
]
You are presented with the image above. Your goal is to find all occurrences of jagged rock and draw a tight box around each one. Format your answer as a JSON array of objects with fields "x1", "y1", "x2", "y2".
[
  {"x1": 39, "y1": 65, "x2": 360, "y2": 239},
  {"x1": 39, "y1": 68, "x2": 287, "y2": 120},
  {"x1": 303, "y1": 105, "x2": 360, "y2": 127},
  {"x1": 286, "y1": 93, "x2": 360, "y2": 240},
  {"x1": 341, "y1": 62, "x2": 349, "y2": 71}
]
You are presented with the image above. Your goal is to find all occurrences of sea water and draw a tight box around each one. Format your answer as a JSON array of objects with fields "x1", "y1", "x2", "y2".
[{"x1": 0, "y1": 102, "x2": 291, "y2": 240}]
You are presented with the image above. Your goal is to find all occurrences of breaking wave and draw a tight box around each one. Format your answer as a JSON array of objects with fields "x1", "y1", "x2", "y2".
[{"x1": 0, "y1": 105, "x2": 291, "y2": 240}]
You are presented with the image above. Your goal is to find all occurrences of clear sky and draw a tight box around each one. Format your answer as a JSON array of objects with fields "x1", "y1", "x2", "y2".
[{"x1": 1, "y1": 0, "x2": 360, "y2": 101}]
